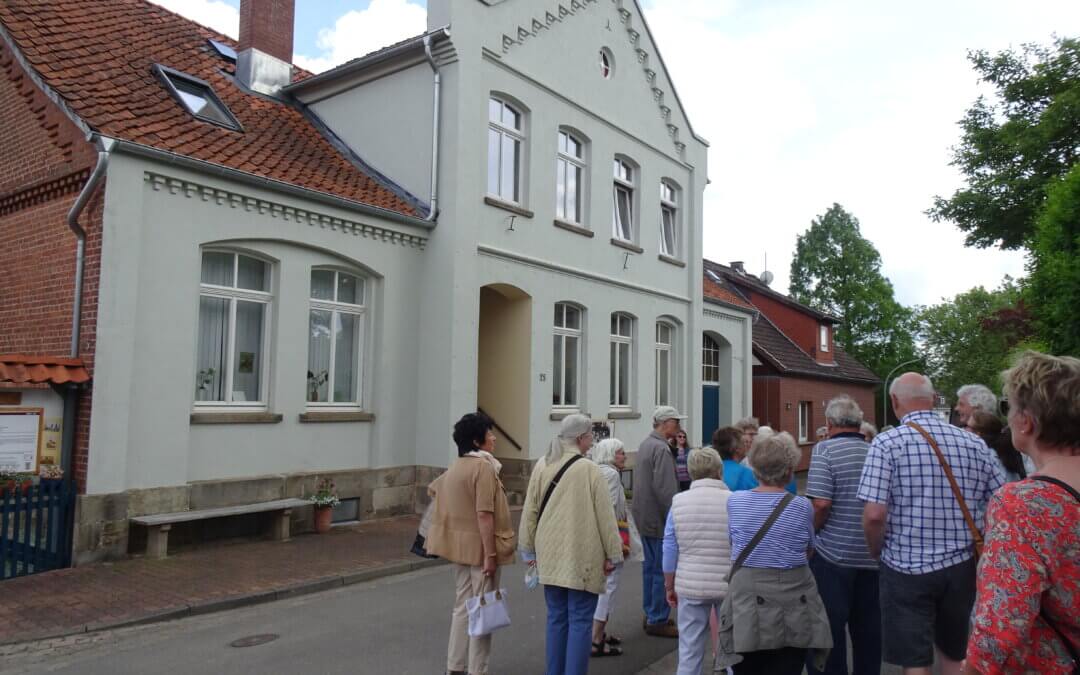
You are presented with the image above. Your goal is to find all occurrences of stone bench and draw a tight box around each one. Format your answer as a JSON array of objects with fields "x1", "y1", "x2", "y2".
[{"x1": 131, "y1": 498, "x2": 310, "y2": 559}]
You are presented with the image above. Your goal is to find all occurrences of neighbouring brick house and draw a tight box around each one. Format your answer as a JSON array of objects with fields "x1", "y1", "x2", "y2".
[
  {"x1": 704, "y1": 260, "x2": 880, "y2": 469},
  {"x1": 0, "y1": 0, "x2": 741, "y2": 565}
]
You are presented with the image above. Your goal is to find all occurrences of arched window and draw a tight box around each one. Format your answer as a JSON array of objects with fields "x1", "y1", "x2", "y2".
[
  {"x1": 610, "y1": 312, "x2": 634, "y2": 409},
  {"x1": 556, "y1": 129, "x2": 586, "y2": 224},
  {"x1": 195, "y1": 250, "x2": 273, "y2": 407},
  {"x1": 655, "y1": 321, "x2": 675, "y2": 406},
  {"x1": 307, "y1": 269, "x2": 367, "y2": 406},
  {"x1": 702, "y1": 334, "x2": 721, "y2": 384},
  {"x1": 488, "y1": 96, "x2": 524, "y2": 203},
  {"x1": 553, "y1": 303, "x2": 583, "y2": 408}
]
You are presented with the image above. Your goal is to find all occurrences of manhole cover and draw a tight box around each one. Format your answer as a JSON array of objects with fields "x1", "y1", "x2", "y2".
[{"x1": 229, "y1": 634, "x2": 280, "y2": 648}]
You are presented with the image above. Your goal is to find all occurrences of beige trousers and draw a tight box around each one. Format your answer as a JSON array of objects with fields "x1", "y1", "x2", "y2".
[{"x1": 447, "y1": 563, "x2": 501, "y2": 675}]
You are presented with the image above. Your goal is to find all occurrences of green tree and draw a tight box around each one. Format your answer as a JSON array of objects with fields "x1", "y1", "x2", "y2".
[
  {"x1": 928, "y1": 37, "x2": 1080, "y2": 249},
  {"x1": 1026, "y1": 163, "x2": 1080, "y2": 355},
  {"x1": 917, "y1": 282, "x2": 1033, "y2": 398},
  {"x1": 789, "y1": 204, "x2": 919, "y2": 378}
]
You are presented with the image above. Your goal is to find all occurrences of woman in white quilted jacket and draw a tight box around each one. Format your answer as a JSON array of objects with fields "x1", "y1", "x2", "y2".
[{"x1": 662, "y1": 447, "x2": 734, "y2": 675}]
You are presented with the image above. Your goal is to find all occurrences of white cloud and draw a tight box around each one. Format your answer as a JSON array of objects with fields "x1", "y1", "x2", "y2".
[
  {"x1": 294, "y1": 0, "x2": 427, "y2": 73},
  {"x1": 641, "y1": 0, "x2": 1080, "y2": 307},
  {"x1": 151, "y1": 0, "x2": 238, "y2": 37}
]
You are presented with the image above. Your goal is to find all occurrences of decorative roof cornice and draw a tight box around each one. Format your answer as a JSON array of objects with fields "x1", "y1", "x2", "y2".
[
  {"x1": 496, "y1": 0, "x2": 689, "y2": 158},
  {"x1": 144, "y1": 172, "x2": 429, "y2": 250}
]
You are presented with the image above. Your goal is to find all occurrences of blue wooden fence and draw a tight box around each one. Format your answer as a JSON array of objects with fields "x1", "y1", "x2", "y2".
[{"x1": 1, "y1": 480, "x2": 75, "y2": 580}]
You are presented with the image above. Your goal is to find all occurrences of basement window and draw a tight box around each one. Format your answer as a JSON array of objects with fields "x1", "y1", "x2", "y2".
[{"x1": 154, "y1": 64, "x2": 242, "y2": 131}]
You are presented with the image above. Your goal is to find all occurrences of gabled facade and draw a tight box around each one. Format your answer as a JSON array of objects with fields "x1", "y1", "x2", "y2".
[
  {"x1": 0, "y1": 0, "x2": 744, "y2": 564},
  {"x1": 704, "y1": 260, "x2": 880, "y2": 469}
]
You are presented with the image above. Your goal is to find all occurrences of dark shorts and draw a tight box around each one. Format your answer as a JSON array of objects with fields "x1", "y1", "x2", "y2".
[{"x1": 879, "y1": 558, "x2": 976, "y2": 667}]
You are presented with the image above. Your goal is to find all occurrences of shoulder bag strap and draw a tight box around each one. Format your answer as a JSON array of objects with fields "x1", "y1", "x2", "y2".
[
  {"x1": 538, "y1": 454, "x2": 584, "y2": 523},
  {"x1": 725, "y1": 492, "x2": 794, "y2": 583},
  {"x1": 906, "y1": 421, "x2": 984, "y2": 552},
  {"x1": 1031, "y1": 475, "x2": 1080, "y2": 502},
  {"x1": 1028, "y1": 475, "x2": 1080, "y2": 669}
]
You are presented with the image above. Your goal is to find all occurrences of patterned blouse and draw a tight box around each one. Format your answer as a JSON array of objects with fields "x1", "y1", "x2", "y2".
[{"x1": 966, "y1": 478, "x2": 1079, "y2": 674}]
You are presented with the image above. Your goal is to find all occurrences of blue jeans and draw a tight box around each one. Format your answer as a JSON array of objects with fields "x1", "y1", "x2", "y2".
[
  {"x1": 807, "y1": 554, "x2": 882, "y2": 675},
  {"x1": 641, "y1": 536, "x2": 669, "y2": 625},
  {"x1": 544, "y1": 585, "x2": 598, "y2": 675}
]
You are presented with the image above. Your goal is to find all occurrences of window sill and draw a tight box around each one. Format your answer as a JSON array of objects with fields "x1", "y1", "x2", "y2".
[
  {"x1": 550, "y1": 410, "x2": 589, "y2": 421},
  {"x1": 608, "y1": 411, "x2": 641, "y2": 420},
  {"x1": 658, "y1": 253, "x2": 686, "y2": 268},
  {"x1": 610, "y1": 238, "x2": 643, "y2": 254},
  {"x1": 190, "y1": 412, "x2": 283, "y2": 425},
  {"x1": 553, "y1": 219, "x2": 594, "y2": 238},
  {"x1": 484, "y1": 196, "x2": 534, "y2": 219},
  {"x1": 299, "y1": 411, "x2": 375, "y2": 423}
]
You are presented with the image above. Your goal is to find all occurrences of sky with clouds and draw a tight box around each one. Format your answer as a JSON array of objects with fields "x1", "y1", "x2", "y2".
[{"x1": 154, "y1": 0, "x2": 1080, "y2": 307}]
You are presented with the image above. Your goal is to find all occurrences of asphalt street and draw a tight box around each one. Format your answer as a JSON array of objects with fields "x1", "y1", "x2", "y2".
[{"x1": 4, "y1": 560, "x2": 679, "y2": 675}]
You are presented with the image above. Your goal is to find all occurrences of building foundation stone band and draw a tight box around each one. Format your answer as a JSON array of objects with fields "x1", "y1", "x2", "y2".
[{"x1": 71, "y1": 465, "x2": 444, "y2": 565}]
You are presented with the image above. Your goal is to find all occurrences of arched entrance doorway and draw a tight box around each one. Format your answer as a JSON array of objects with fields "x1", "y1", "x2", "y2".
[
  {"x1": 477, "y1": 284, "x2": 532, "y2": 459},
  {"x1": 701, "y1": 332, "x2": 733, "y2": 442}
]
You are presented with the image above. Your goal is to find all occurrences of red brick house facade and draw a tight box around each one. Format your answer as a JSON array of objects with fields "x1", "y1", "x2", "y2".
[{"x1": 704, "y1": 260, "x2": 880, "y2": 469}]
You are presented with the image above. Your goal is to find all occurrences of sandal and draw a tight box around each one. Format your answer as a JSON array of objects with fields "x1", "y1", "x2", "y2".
[
  {"x1": 604, "y1": 633, "x2": 622, "y2": 646},
  {"x1": 591, "y1": 641, "x2": 623, "y2": 657}
]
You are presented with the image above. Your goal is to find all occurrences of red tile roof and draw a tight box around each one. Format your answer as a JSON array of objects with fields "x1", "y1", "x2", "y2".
[
  {"x1": 0, "y1": 0, "x2": 422, "y2": 217},
  {"x1": 703, "y1": 274, "x2": 756, "y2": 311},
  {"x1": 0, "y1": 355, "x2": 90, "y2": 385}
]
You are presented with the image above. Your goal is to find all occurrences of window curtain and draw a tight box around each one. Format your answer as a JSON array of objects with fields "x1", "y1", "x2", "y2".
[{"x1": 196, "y1": 296, "x2": 227, "y2": 401}]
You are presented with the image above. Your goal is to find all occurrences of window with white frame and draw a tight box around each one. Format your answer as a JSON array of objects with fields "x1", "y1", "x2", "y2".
[
  {"x1": 610, "y1": 313, "x2": 633, "y2": 409},
  {"x1": 195, "y1": 251, "x2": 272, "y2": 407},
  {"x1": 798, "y1": 401, "x2": 811, "y2": 442},
  {"x1": 702, "y1": 334, "x2": 720, "y2": 384},
  {"x1": 820, "y1": 325, "x2": 829, "y2": 353},
  {"x1": 553, "y1": 303, "x2": 582, "y2": 408},
  {"x1": 488, "y1": 97, "x2": 524, "y2": 203},
  {"x1": 655, "y1": 321, "x2": 674, "y2": 406},
  {"x1": 613, "y1": 159, "x2": 635, "y2": 241},
  {"x1": 307, "y1": 269, "x2": 366, "y2": 407},
  {"x1": 660, "y1": 181, "x2": 678, "y2": 257},
  {"x1": 556, "y1": 130, "x2": 585, "y2": 224}
]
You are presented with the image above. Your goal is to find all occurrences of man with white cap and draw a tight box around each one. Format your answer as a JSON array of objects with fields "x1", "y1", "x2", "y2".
[{"x1": 632, "y1": 405, "x2": 686, "y2": 638}]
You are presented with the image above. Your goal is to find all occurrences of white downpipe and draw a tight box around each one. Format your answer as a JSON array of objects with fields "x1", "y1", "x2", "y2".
[{"x1": 423, "y1": 33, "x2": 444, "y2": 222}]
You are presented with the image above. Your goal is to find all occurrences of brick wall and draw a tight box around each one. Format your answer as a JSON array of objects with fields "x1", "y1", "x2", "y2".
[
  {"x1": 752, "y1": 376, "x2": 877, "y2": 470},
  {"x1": 0, "y1": 40, "x2": 102, "y2": 492},
  {"x1": 742, "y1": 288, "x2": 835, "y2": 366}
]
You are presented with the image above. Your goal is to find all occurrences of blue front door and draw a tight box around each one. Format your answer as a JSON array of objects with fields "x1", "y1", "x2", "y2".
[{"x1": 702, "y1": 385, "x2": 720, "y2": 444}]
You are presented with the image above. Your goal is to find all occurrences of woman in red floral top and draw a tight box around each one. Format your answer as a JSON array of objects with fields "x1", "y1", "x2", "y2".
[{"x1": 965, "y1": 352, "x2": 1080, "y2": 675}]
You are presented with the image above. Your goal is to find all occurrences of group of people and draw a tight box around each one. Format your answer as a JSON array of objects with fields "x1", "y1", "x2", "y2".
[{"x1": 423, "y1": 350, "x2": 1078, "y2": 675}]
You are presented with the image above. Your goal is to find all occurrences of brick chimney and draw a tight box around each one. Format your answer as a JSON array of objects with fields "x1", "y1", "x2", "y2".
[{"x1": 236, "y1": 0, "x2": 294, "y2": 95}]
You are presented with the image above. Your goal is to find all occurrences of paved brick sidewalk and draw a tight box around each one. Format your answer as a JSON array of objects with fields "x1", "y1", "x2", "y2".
[{"x1": 0, "y1": 514, "x2": 437, "y2": 646}]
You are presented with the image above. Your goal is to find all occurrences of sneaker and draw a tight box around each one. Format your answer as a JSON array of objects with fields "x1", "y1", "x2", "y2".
[{"x1": 644, "y1": 621, "x2": 678, "y2": 638}]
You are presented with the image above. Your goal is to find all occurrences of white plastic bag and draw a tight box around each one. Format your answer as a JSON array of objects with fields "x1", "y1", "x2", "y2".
[
  {"x1": 466, "y1": 583, "x2": 511, "y2": 637},
  {"x1": 524, "y1": 563, "x2": 539, "y2": 590}
]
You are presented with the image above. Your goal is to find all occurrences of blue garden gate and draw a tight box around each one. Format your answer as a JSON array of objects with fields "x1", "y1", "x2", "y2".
[{"x1": 0, "y1": 480, "x2": 75, "y2": 580}]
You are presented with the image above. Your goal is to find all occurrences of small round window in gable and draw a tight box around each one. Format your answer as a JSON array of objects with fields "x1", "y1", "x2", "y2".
[{"x1": 600, "y1": 48, "x2": 614, "y2": 79}]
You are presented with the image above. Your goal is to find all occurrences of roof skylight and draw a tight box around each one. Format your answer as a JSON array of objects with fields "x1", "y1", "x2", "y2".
[
  {"x1": 208, "y1": 39, "x2": 237, "y2": 62},
  {"x1": 154, "y1": 64, "x2": 241, "y2": 131}
]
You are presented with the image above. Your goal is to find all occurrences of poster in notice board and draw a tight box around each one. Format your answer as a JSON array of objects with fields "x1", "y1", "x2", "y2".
[{"x1": 0, "y1": 408, "x2": 44, "y2": 473}]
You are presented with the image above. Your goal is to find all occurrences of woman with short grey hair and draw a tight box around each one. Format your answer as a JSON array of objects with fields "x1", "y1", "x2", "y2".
[
  {"x1": 718, "y1": 432, "x2": 832, "y2": 674},
  {"x1": 662, "y1": 447, "x2": 734, "y2": 675},
  {"x1": 588, "y1": 438, "x2": 641, "y2": 657}
]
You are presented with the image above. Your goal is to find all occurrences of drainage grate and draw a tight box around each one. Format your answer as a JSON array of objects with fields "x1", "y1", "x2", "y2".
[{"x1": 229, "y1": 634, "x2": 280, "y2": 648}]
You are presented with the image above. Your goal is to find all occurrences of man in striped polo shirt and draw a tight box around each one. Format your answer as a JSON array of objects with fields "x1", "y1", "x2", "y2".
[{"x1": 805, "y1": 396, "x2": 880, "y2": 675}]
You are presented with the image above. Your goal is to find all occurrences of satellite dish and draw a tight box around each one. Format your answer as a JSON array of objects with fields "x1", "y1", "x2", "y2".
[{"x1": 759, "y1": 270, "x2": 775, "y2": 286}]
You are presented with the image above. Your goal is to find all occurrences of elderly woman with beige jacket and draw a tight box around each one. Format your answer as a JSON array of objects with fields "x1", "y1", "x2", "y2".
[{"x1": 519, "y1": 414, "x2": 624, "y2": 675}]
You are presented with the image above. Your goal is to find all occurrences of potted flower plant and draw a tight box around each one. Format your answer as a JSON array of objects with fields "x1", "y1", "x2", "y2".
[
  {"x1": 39, "y1": 464, "x2": 64, "y2": 487},
  {"x1": 308, "y1": 477, "x2": 340, "y2": 534},
  {"x1": 0, "y1": 471, "x2": 32, "y2": 497}
]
